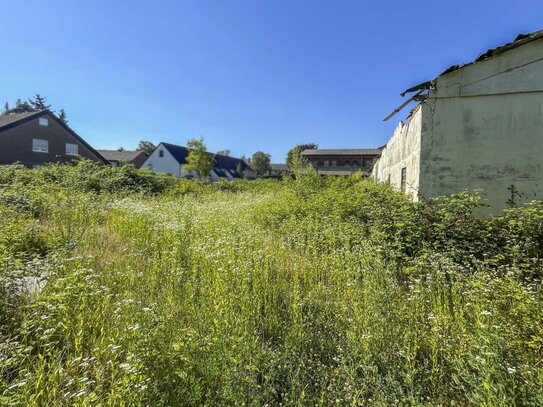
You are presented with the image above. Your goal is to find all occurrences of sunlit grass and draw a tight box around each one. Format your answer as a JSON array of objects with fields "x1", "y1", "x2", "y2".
[{"x1": 0, "y1": 163, "x2": 542, "y2": 405}]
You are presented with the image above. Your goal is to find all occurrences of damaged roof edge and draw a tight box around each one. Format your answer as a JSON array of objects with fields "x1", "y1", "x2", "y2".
[
  {"x1": 400, "y1": 80, "x2": 432, "y2": 97},
  {"x1": 384, "y1": 29, "x2": 543, "y2": 121},
  {"x1": 436, "y1": 29, "x2": 543, "y2": 79}
]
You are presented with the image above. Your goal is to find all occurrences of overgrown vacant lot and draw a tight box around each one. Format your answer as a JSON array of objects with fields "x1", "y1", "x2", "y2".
[{"x1": 1, "y1": 162, "x2": 542, "y2": 406}]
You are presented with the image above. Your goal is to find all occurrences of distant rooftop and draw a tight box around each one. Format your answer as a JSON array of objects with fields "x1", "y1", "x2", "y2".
[
  {"x1": 0, "y1": 111, "x2": 46, "y2": 129},
  {"x1": 301, "y1": 148, "x2": 381, "y2": 156},
  {"x1": 270, "y1": 163, "x2": 288, "y2": 171},
  {"x1": 97, "y1": 150, "x2": 146, "y2": 162}
]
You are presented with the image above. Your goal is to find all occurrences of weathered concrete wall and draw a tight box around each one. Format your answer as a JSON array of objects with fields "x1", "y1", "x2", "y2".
[
  {"x1": 419, "y1": 38, "x2": 543, "y2": 213},
  {"x1": 372, "y1": 106, "x2": 423, "y2": 199}
]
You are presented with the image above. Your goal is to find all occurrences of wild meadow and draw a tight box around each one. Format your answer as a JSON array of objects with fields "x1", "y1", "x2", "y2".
[{"x1": 0, "y1": 161, "x2": 542, "y2": 406}]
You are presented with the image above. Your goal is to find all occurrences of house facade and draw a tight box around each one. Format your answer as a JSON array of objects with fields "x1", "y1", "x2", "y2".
[
  {"x1": 143, "y1": 142, "x2": 253, "y2": 180},
  {"x1": 269, "y1": 163, "x2": 289, "y2": 178},
  {"x1": 0, "y1": 110, "x2": 107, "y2": 166},
  {"x1": 373, "y1": 30, "x2": 543, "y2": 211},
  {"x1": 301, "y1": 148, "x2": 380, "y2": 176},
  {"x1": 97, "y1": 150, "x2": 147, "y2": 168}
]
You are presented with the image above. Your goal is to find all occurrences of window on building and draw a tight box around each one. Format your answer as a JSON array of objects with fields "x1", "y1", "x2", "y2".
[
  {"x1": 400, "y1": 167, "x2": 407, "y2": 193},
  {"x1": 147, "y1": 163, "x2": 153, "y2": 168},
  {"x1": 331, "y1": 160, "x2": 336, "y2": 166},
  {"x1": 159, "y1": 150, "x2": 164, "y2": 157},
  {"x1": 324, "y1": 160, "x2": 329, "y2": 167},
  {"x1": 352, "y1": 160, "x2": 359, "y2": 166},
  {"x1": 66, "y1": 143, "x2": 79, "y2": 155},
  {"x1": 38, "y1": 117, "x2": 49, "y2": 127},
  {"x1": 345, "y1": 160, "x2": 350, "y2": 166},
  {"x1": 32, "y1": 138, "x2": 49, "y2": 153}
]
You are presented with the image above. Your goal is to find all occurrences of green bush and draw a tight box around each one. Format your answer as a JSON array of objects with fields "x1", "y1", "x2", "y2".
[{"x1": 0, "y1": 164, "x2": 542, "y2": 405}]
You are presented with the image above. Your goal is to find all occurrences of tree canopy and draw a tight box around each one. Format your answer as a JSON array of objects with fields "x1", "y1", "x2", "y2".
[
  {"x1": 2, "y1": 95, "x2": 68, "y2": 124},
  {"x1": 183, "y1": 137, "x2": 215, "y2": 181},
  {"x1": 137, "y1": 141, "x2": 157, "y2": 156},
  {"x1": 286, "y1": 143, "x2": 318, "y2": 169},
  {"x1": 251, "y1": 151, "x2": 271, "y2": 176}
]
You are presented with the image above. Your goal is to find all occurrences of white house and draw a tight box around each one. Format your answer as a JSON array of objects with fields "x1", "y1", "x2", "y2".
[
  {"x1": 142, "y1": 142, "x2": 255, "y2": 180},
  {"x1": 373, "y1": 29, "x2": 543, "y2": 212}
]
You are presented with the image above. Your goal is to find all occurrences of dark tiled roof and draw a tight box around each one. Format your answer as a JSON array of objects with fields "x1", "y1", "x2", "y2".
[
  {"x1": 162, "y1": 143, "x2": 190, "y2": 164},
  {"x1": 214, "y1": 154, "x2": 248, "y2": 171},
  {"x1": 97, "y1": 150, "x2": 146, "y2": 162},
  {"x1": 301, "y1": 148, "x2": 381, "y2": 156},
  {"x1": 159, "y1": 142, "x2": 247, "y2": 178}
]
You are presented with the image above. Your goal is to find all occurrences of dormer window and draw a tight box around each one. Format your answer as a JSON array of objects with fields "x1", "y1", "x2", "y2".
[
  {"x1": 38, "y1": 117, "x2": 49, "y2": 127},
  {"x1": 159, "y1": 150, "x2": 164, "y2": 157}
]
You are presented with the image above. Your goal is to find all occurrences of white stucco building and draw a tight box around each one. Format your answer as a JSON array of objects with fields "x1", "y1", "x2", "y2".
[
  {"x1": 372, "y1": 30, "x2": 543, "y2": 212},
  {"x1": 143, "y1": 142, "x2": 256, "y2": 180}
]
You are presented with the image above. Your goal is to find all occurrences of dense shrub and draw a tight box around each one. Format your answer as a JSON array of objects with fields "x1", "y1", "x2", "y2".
[{"x1": 0, "y1": 163, "x2": 542, "y2": 405}]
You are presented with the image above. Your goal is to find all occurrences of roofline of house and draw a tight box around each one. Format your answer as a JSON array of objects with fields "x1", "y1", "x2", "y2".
[{"x1": 0, "y1": 109, "x2": 109, "y2": 165}]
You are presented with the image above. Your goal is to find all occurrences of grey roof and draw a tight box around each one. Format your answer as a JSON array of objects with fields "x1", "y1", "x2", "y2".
[
  {"x1": 97, "y1": 150, "x2": 146, "y2": 162},
  {"x1": 0, "y1": 111, "x2": 45, "y2": 129},
  {"x1": 270, "y1": 163, "x2": 288, "y2": 171},
  {"x1": 300, "y1": 148, "x2": 381, "y2": 156}
]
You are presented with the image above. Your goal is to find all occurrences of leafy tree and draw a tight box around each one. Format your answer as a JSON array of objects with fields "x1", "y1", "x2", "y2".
[
  {"x1": 251, "y1": 151, "x2": 271, "y2": 176},
  {"x1": 286, "y1": 143, "x2": 318, "y2": 169},
  {"x1": 217, "y1": 149, "x2": 230, "y2": 156},
  {"x1": 29, "y1": 94, "x2": 51, "y2": 111},
  {"x1": 236, "y1": 162, "x2": 244, "y2": 178},
  {"x1": 183, "y1": 137, "x2": 214, "y2": 181},
  {"x1": 3, "y1": 102, "x2": 9, "y2": 114},
  {"x1": 137, "y1": 140, "x2": 157, "y2": 156},
  {"x1": 58, "y1": 109, "x2": 68, "y2": 125}
]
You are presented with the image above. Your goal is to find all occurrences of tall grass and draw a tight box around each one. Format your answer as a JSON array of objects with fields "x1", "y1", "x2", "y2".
[{"x1": 0, "y1": 162, "x2": 542, "y2": 405}]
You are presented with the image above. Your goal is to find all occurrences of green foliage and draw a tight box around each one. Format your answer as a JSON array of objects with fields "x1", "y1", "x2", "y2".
[
  {"x1": 251, "y1": 151, "x2": 271, "y2": 176},
  {"x1": 286, "y1": 143, "x2": 318, "y2": 169},
  {"x1": 183, "y1": 137, "x2": 215, "y2": 181},
  {"x1": 57, "y1": 108, "x2": 68, "y2": 125},
  {"x1": 28, "y1": 94, "x2": 51, "y2": 111},
  {"x1": 0, "y1": 164, "x2": 542, "y2": 405},
  {"x1": 137, "y1": 140, "x2": 157, "y2": 156}
]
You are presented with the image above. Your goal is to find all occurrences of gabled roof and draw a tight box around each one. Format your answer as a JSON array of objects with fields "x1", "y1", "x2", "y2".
[
  {"x1": 98, "y1": 150, "x2": 146, "y2": 162},
  {"x1": 161, "y1": 143, "x2": 190, "y2": 164},
  {"x1": 0, "y1": 109, "x2": 109, "y2": 164},
  {"x1": 214, "y1": 153, "x2": 248, "y2": 171},
  {"x1": 301, "y1": 148, "x2": 381, "y2": 156},
  {"x1": 158, "y1": 142, "x2": 248, "y2": 178}
]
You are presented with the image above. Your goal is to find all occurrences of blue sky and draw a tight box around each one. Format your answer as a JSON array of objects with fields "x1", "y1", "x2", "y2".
[{"x1": 1, "y1": 1, "x2": 542, "y2": 162}]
